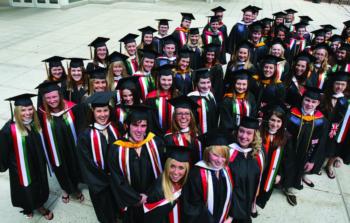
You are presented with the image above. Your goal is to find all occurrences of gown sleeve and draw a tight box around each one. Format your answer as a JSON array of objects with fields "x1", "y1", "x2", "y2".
[{"x1": 0, "y1": 122, "x2": 11, "y2": 172}]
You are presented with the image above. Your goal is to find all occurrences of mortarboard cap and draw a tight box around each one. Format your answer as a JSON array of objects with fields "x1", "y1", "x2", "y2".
[
  {"x1": 198, "y1": 129, "x2": 234, "y2": 147},
  {"x1": 162, "y1": 35, "x2": 176, "y2": 46},
  {"x1": 85, "y1": 91, "x2": 114, "y2": 107},
  {"x1": 303, "y1": 85, "x2": 323, "y2": 100},
  {"x1": 311, "y1": 28, "x2": 326, "y2": 37},
  {"x1": 260, "y1": 17, "x2": 274, "y2": 25},
  {"x1": 237, "y1": 40, "x2": 254, "y2": 50},
  {"x1": 241, "y1": 5, "x2": 255, "y2": 13},
  {"x1": 68, "y1": 57, "x2": 88, "y2": 68},
  {"x1": 156, "y1": 64, "x2": 175, "y2": 76},
  {"x1": 189, "y1": 27, "x2": 200, "y2": 35},
  {"x1": 89, "y1": 68, "x2": 107, "y2": 79},
  {"x1": 272, "y1": 11, "x2": 287, "y2": 18},
  {"x1": 321, "y1": 24, "x2": 336, "y2": 31},
  {"x1": 328, "y1": 71, "x2": 349, "y2": 82},
  {"x1": 138, "y1": 26, "x2": 157, "y2": 35},
  {"x1": 224, "y1": 69, "x2": 253, "y2": 86},
  {"x1": 343, "y1": 20, "x2": 350, "y2": 28},
  {"x1": 329, "y1": 34, "x2": 343, "y2": 43},
  {"x1": 268, "y1": 38, "x2": 287, "y2": 48},
  {"x1": 88, "y1": 37, "x2": 109, "y2": 48},
  {"x1": 119, "y1": 33, "x2": 139, "y2": 44},
  {"x1": 35, "y1": 81, "x2": 61, "y2": 94},
  {"x1": 275, "y1": 24, "x2": 289, "y2": 33},
  {"x1": 295, "y1": 51, "x2": 316, "y2": 63},
  {"x1": 193, "y1": 68, "x2": 211, "y2": 83},
  {"x1": 209, "y1": 15, "x2": 220, "y2": 23},
  {"x1": 294, "y1": 21, "x2": 309, "y2": 29},
  {"x1": 314, "y1": 42, "x2": 330, "y2": 51},
  {"x1": 249, "y1": 21, "x2": 264, "y2": 32},
  {"x1": 42, "y1": 56, "x2": 65, "y2": 68},
  {"x1": 108, "y1": 51, "x2": 129, "y2": 63},
  {"x1": 156, "y1": 18, "x2": 172, "y2": 26},
  {"x1": 166, "y1": 145, "x2": 192, "y2": 162},
  {"x1": 261, "y1": 54, "x2": 284, "y2": 65},
  {"x1": 179, "y1": 48, "x2": 191, "y2": 58},
  {"x1": 211, "y1": 6, "x2": 226, "y2": 13},
  {"x1": 240, "y1": 116, "x2": 260, "y2": 129},
  {"x1": 203, "y1": 43, "x2": 220, "y2": 52},
  {"x1": 263, "y1": 100, "x2": 288, "y2": 116},
  {"x1": 168, "y1": 95, "x2": 198, "y2": 110},
  {"x1": 299, "y1": 16, "x2": 313, "y2": 23},
  {"x1": 181, "y1": 12, "x2": 195, "y2": 21},
  {"x1": 139, "y1": 48, "x2": 157, "y2": 59},
  {"x1": 5, "y1": 93, "x2": 36, "y2": 106},
  {"x1": 284, "y1": 8, "x2": 298, "y2": 14},
  {"x1": 125, "y1": 104, "x2": 154, "y2": 124},
  {"x1": 338, "y1": 43, "x2": 350, "y2": 51},
  {"x1": 250, "y1": 5, "x2": 262, "y2": 13},
  {"x1": 116, "y1": 76, "x2": 139, "y2": 90}
]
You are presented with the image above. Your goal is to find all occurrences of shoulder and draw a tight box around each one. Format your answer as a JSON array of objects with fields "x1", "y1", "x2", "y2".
[{"x1": 146, "y1": 91, "x2": 158, "y2": 99}]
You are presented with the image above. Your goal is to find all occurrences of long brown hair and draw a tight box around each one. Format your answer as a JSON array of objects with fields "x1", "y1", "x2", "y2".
[
  {"x1": 260, "y1": 110, "x2": 287, "y2": 150},
  {"x1": 312, "y1": 48, "x2": 329, "y2": 74},
  {"x1": 170, "y1": 108, "x2": 199, "y2": 135},
  {"x1": 66, "y1": 66, "x2": 88, "y2": 92},
  {"x1": 42, "y1": 91, "x2": 65, "y2": 119},
  {"x1": 284, "y1": 58, "x2": 313, "y2": 87}
]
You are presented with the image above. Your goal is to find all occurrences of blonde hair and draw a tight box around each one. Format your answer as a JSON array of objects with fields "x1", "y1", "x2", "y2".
[
  {"x1": 229, "y1": 47, "x2": 254, "y2": 70},
  {"x1": 88, "y1": 78, "x2": 109, "y2": 95},
  {"x1": 268, "y1": 43, "x2": 286, "y2": 59},
  {"x1": 251, "y1": 130, "x2": 263, "y2": 158},
  {"x1": 42, "y1": 91, "x2": 65, "y2": 120},
  {"x1": 203, "y1": 145, "x2": 230, "y2": 166},
  {"x1": 162, "y1": 158, "x2": 190, "y2": 202},
  {"x1": 14, "y1": 105, "x2": 41, "y2": 135},
  {"x1": 312, "y1": 48, "x2": 329, "y2": 74},
  {"x1": 107, "y1": 61, "x2": 128, "y2": 91},
  {"x1": 170, "y1": 109, "x2": 199, "y2": 135}
]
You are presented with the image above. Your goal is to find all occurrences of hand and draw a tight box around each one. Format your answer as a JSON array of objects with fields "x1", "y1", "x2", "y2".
[
  {"x1": 223, "y1": 217, "x2": 233, "y2": 223},
  {"x1": 304, "y1": 162, "x2": 314, "y2": 172},
  {"x1": 275, "y1": 175, "x2": 281, "y2": 184},
  {"x1": 138, "y1": 193, "x2": 148, "y2": 205}
]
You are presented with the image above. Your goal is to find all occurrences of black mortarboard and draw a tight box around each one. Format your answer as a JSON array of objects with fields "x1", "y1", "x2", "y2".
[
  {"x1": 35, "y1": 81, "x2": 61, "y2": 94},
  {"x1": 237, "y1": 40, "x2": 254, "y2": 50},
  {"x1": 303, "y1": 85, "x2": 323, "y2": 100},
  {"x1": 179, "y1": 48, "x2": 191, "y2": 58},
  {"x1": 285, "y1": 8, "x2": 298, "y2": 14},
  {"x1": 211, "y1": 6, "x2": 226, "y2": 13},
  {"x1": 329, "y1": 34, "x2": 343, "y2": 43},
  {"x1": 68, "y1": 57, "x2": 88, "y2": 68},
  {"x1": 138, "y1": 26, "x2": 157, "y2": 35},
  {"x1": 116, "y1": 76, "x2": 139, "y2": 90},
  {"x1": 260, "y1": 18, "x2": 274, "y2": 25},
  {"x1": 189, "y1": 27, "x2": 200, "y2": 35},
  {"x1": 241, "y1": 5, "x2": 255, "y2": 13},
  {"x1": 294, "y1": 21, "x2": 309, "y2": 30},
  {"x1": 311, "y1": 29, "x2": 326, "y2": 37},
  {"x1": 88, "y1": 37, "x2": 109, "y2": 48},
  {"x1": 268, "y1": 38, "x2": 287, "y2": 48},
  {"x1": 314, "y1": 43, "x2": 330, "y2": 51},
  {"x1": 42, "y1": 56, "x2": 65, "y2": 68},
  {"x1": 5, "y1": 93, "x2": 36, "y2": 106},
  {"x1": 343, "y1": 20, "x2": 350, "y2": 28},
  {"x1": 240, "y1": 116, "x2": 260, "y2": 129},
  {"x1": 275, "y1": 24, "x2": 289, "y2": 33},
  {"x1": 339, "y1": 43, "x2": 350, "y2": 51},
  {"x1": 249, "y1": 21, "x2": 264, "y2": 32},
  {"x1": 262, "y1": 100, "x2": 288, "y2": 116},
  {"x1": 89, "y1": 68, "x2": 107, "y2": 79},
  {"x1": 194, "y1": 68, "x2": 211, "y2": 83},
  {"x1": 162, "y1": 35, "x2": 176, "y2": 46},
  {"x1": 209, "y1": 15, "x2": 220, "y2": 23},
  {"x1": 198, "y1": 129, "x2": 234, "y2": 147},
  {"x1": 181, "y1": 12, "x2": 195, "y2": 21},
  {"x1": 125, "y1": 104, "x2": 153, "y2": 124},
  {"x1": 224, "y1": 69, "x2": 253, "y2": 86},
  {"x1": 299, "y1": 16, "x2": 313, "y2": 23},
  {"x1": 203, "y1": 43, "x2": 220, "y2": 52},
  {"x1": 261, "y1": 55, "x2": 284, "y2": 65},
  {"x1": 85, "y1": 91, "x2": 114, "y2": 107},
  {"x1": 119, "y1": 33, "x2": 139, "y2": 44},
  {"x1": 321, "y1": 24, "x2": 336, "y2": 31},
  {"x1": 108, "y1": 51, "x2": 129, "y2": 63},
  {"x1": 139, "y1": 49, "x2": 157, "y2": 59},
  {"x1": 272, "y1": 11, "x2": 287, "y2": 18},
  {"x1": 329, "y1": 71, "x2": 350, "y2": 82},
  {"x1": 157, "y1": 64, "x2": 175, "y2": 76},
  {"x1": 250, "y1": 5, "x2": 262, "y2": 13},
  {"x1": 295, "y1": 51, "x2": 316, "y2": 63},
  {"x1": 168, "y1": 95, "x2": 198, "y2": 110},
  {"x1": 156, "y1": 18, "x2": 172, "y2": 26},
  {"x1": 166, "y1": 145, "x2": 192, "y2": 162}
]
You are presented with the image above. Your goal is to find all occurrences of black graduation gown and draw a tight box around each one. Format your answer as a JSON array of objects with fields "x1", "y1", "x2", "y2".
[
  {"x1": 283, "y1": 108, "x2": 328, "y2": 189},
  {"x1": 182, "y1": 44, "x2": 202, "y2": 70},
  {"x1": 229, "y1": 151, "x2": 261, "y2": 222},
  {"x1": 285, "y1": 78, "x2": 315, "y2": 108},
  {"x1": 174, "y1": 70, "x2": 193, "y2": 96},
  {"x1": 108, "y1": 135, "x2": 165, "y2": 223},
  {"x1": 203, "y1": 22, "x2": 229, "y2": 46},
  {"x1": 202, "y1": 29, "x2": 227, "y2": 64},
  {"x1": 145, "y1": 177, "x2": 184, "y2": 223},
  {"x1": 255, "y1": 80, "x2": 286, "y2": 111},
  {"x1": 172, "y1": 27, "x2": 188, "y2": 52},
  {"x1": 86, "y1": 61, "x2": 106, "y2": 72},
  {"x1": 227, "y1": 22, "x2": 250, "y2": 55},
  {"x1": 182, "y1": 165, "x2": 233, "y2": 223},
  {"x1": 249, "y1": 43, "x2": 268, "y2": 67},
  {"x1": 38, "y1": 105, "x2": 82, "y2": 194},
  {"x1": 63, "y1": 85, "x2": 87, "y2": 104},
  {"x1": 0, "y1": 121, "x2": 49, "y2": 213},
  {"x1": 76, "y1": 125, "x2": 121, "y2": 223},
  {"x1": 208, "y1": 64, "x2": 225, "y2": 103},
  {"x1": 219, "y1": 93, "x2": 257, "y2": 131}
]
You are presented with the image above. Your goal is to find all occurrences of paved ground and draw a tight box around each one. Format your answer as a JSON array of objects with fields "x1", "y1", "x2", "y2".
[{"x1": 0, "y1": 0, "x2": 349, "y2": 222}]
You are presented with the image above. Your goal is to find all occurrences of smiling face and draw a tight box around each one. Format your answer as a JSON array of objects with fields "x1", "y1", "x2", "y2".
[
  {"x1": 159, "y1": 24, "x2": 169, "y2": 36},
  {"x1": 263, "y1": 63, "x2": 275, "y2": 78},
  {"x1": 237, "y1": 126, "x2": 255, "y2": 148},
  {"x1": 295, "y1": 60, "x2": 307, "y2": 76},
  {"x1": 181, "y1": 19, "x2": 191, "y2": 29},
  {"x1": 237, "y1": 48, "x2": 249, "y2": 62},
  {"x1": 126, "y1": 42, "x2": 137, "y2": 56},
  {"x1": 121, "y1": 89, "x2": 134, "y2": 105},
  {"x1": 143, "y1": 34, "x2": 153, "y2": 45},
  {"x1": 175, "y1": 108, "x2": 191, "y2": 129},
  {"x1": 96, "y1": 46, "x2": 107, "y2": 60},
  {"x1": 129, "y1": 120, "x2": 147, "y2": 142},
  {"x1": 93, "y1": 106, "x2": 110, "y2": 125},
  {"x1": 234, "y1": 79, "x2": 248, "y2": 94},
  {"x1": 189, "y1": 34, "x2": 199, "y2": 44},
  {"x1": 20, "y1": 105, "x2": 34, "y2": 122},
  {"x1": 302, "y1": 96, "x2": 320, "y2": 114},
  {"x1": 268, "y1": 114, "x2": 283, "y2": 133},
  {"x1": 197, "y1": 78, "x2": 211, "y2": 93},
  {"x1": 168, "y1": 159, "x2": 187, "y2": 183},
  {"x1": 50, "y1": 66, "x2": 63, "y2": 81},
  {"x1": 271, "y1": 44, "x2": 283, "y2": 58},
  {"x1": 314, "y1": 49, "x2": 327, "y2": 64},
  {"x1": 178, "y1": 57, "x2": 190, "y2": 70},
  {"x1": 112, "y1": 63, "x2": 123, "y2": 77},
  {"x1": 44, "y1": 90, "x2": 60, "y2": 109},
  {"x1": 92, "y1": 79, "x2": 107, "y2": 92},
  {"x1": 210, "y1": 21, "x2": 220, "y2": 32},
  {"x1": 70, "y1": 67, "x2": 82, "y2": 82},
  {"x1": 159, "y1": 75, "x2": 173, "y2": 91},
  {"x1": 163, "y1": 44, "x2": 176, "y2": 57},
  {"x1": 142, "y1": 58, "x2": 155, "y2": 72},
  {"x1": 333, "y1": 81, "x2": 347, "y2": 94},
  {"x1": 206, "y1": 51, "x2": 215, "y2": 63},
  {"x1": 208, "y1": 151, "x2": 226, "y2": 169}
]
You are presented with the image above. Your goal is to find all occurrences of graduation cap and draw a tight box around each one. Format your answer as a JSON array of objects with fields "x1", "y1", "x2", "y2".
[
  {"x1": 178, "y1": 48, "x2": 191, "y2": 58},
  {"x1": 294, "y1": 21, "x2": 309, "y2": 30},
  {"x1": 284, "y1": 8, "x2": 298, "y2": 14},
  {"x1": 193, "y1": 68, "x2": 210, "y2": 83},
  {"x1": 181, "y1": 12, "x2": 195, "y2": 21},
  {"x1": 303, "y1": 85, "x2": 323, "y2": 100},
  {"x1": 329, "y1": 34, "x2": 343, "y2": 43},
  {"x1": 224, "y1": 69, "x2": 253, "y2": 86},
  {"x1": 166, "y1": 145, "x2": 192, "y2": 162},
  {"x1": 119, "y1": 33, "x2": 139, "y2": 52},
  {"x1": 272, "y1": 11, "x2": 287, "y2": 18},
  {"x1": 42, "y1": 56, "x2": 65, "y2": 68},
  {"x1": 156, "y1": 18, "x2": 172, "y2": 26},
  {"x1": 89, "y1": 68, "x2": 107, "y2": 79},
  {"x1": 260, "y1": 18, "x2": 274, "y2": 25},
  {"x1": 294, "y1": 51, "x2": 316, "y2": 63},
  {"x1": 328, "y1": 71, "x2": 349, "y2": 82},
  {"x1": 261, "y1": 99, "x2": 288, "y2": 116},
  {"x1": 261, "y1": 55, "x2": 284, "y2": 65},
  {"x1": 241, "y1": 5, "x2": 255, "y2": 13},
  {"x1": 35, "y1": 81, "x2": 61, "y2": 95},
  {"x1": 108, "y1": 51, "x2": 129, "y2": 63},
  {"x1": 209, "y1": 15, "x2": 220, "y2": 23},
  {"x1": 240, "y1": 116, "x2": 260, "y2": 129},
  {"x1": 343, "y1": 20, "x2": 350, "y2": 28},
  {"x1": 138, "y1": 26, "x2": 157, "y2": 35},
  {"x1": 274, "y1": 24, "x2": 289, "y2": 33},
  {"x1": 168, "y1": 95, "x2": 198, "y2": 110},
  {"x1": 116, "y1": 76, "x2": 139, "y2": 90},
  {"x1": 203, "y1": 43, "x2": 220, "y2": 52},
  {"x1": 338, "y1": 43, "x2": 350, "y2": 51},
  {"x1": 321, "y1": 24, "x2": 336, "y2": 32},
  {"x1": 156, "y1": 64, "x2": 175, "y2": 76},
  {"x1": 268, "y1": 38, "x2": 287, "y2": 48},
  {"x1": 189, "y1": 27, "x2": 200, "y2": 35},
  {"x1": 198, "y1": 129, "x2": 234, "y2": 147},
  {"x1": 162, "y1": 35, "x2": 176, "y2": 46},
  {"x1": 249, "y1": 21, "x2": 264, "y2": 32},
  {"x1": 5, "y1": 93, "x2": 37, "y2": 121},
  {"x1": 85, "y1": 91, "x2": 114, "y2": 107},
  {"x1": 68, "y1": 57, "x2": 88, "y2": 68},
  {"x1": 88, "y1": 37, "x2": 109, "y2": 48},
  {"x1": 139, "y1": 48, "x2": 157, "y2": 59},
  {"x1": 250, "y1": 5, "x2": 262, "y2": 13},
  {"x1": 125, "y1": 104, "x2": 154, "y2": 124},
  {"x1": 211, "y1": 6, "x2": 226, "y2": 13},
  {"x1": 237, "y1": 40, "x2": 254, "y2": 50},
  {"x1": 311, "y1": 29, "x2": 326, "y2": 37},
  {"x1": 313, "y1": 43, "x2": 330, "y2": 51},
  {"x1": 299, "y1": 16, "x2": 313, "y2": 23}
]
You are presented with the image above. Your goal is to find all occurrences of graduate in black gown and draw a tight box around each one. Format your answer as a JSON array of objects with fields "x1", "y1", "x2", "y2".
[
  {"x1": 36, "y1": 81, "x2": 84, "y2": 204},
  {"x1": 86, "y1": 37, "x2": 110, "y2": 71},
  {"x1": 144, "y1": 146, "x2": 191, "y2": 223},
  {"x1": 63, "y1": 57, "x2": 89, "y2": 104},
  {"x1": 267, "y1": 38, "x2": 290, "y2": 82},
  {"x1": 172, "y1": 13, "x2": 195, "y2": 51},
  {"x1": 108, "y1": 105, "x2": 166, "y2": 223},
  {"x1": 76, "y1": 92, "x2": 122, "y2": 223},
  {"x1": 173, "y1": 50, "x2": 193, "y2": 96},
  {"x1": 182, "y1": 27, "x2": 203, "y2": 70},
  {"x1": 247, "y1": 21, "x2": 268, "y2": 66},
  {"x1": 331, "y1": 43, "x2": 350, "y2": 72},
  {"x1": 282, "y1": 87, "x2": 328, "y2": 206},
  {"x1": 154, "y1": 19, "x2": 172, "y2": 54},
  {"x1": 155, "y1": 35, "x2": 177, "y2": 67},
  {"x1": 228, "y1": 117, "x2": 264, "y2": 222},
  {"x1": 0, "y1": 94, "x2": 53, "y2": 220},
  {"x1": 310, "y1": 43, "x2": 331, "y2": 90},
  {"x1": 136, "y1": 26, "x2": 157, "y2": 60},
  {"x1": 106, "y1": 51, "x2": 129, "y2": 93},
  {"x1": 188, "y1": 68, "x2": 218, "y2": 134},
  {"x1": 182, "y1": 131, "x2": 234, "y2": 223},
  {"x1": 119, "y1": 33, "x2": 140, "y2": 75}
]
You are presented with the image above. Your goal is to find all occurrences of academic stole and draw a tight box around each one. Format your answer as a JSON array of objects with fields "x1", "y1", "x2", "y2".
[
  {"x1": 118, "y1": 138, "x2": 162, "y2": 184},
  {"x1": 197, "y1": 97, "x2": 209, "y2": 134},
  {"x1": 199, "y1": 166, "x2": 233, "y2": 223},
  {"x1": 204, "y1": 30, "x2": 224, "y2": 48},
  {"x1": 276, "y1": 61, "x2": 285, "y2": 81},
  {"x1": 289, "y1": 38, "x2": 306, "y2": 54},
  {"x1": 127, "y1": 57, "x2": 138, "y2": 74},
  {"x1": 42, "y1": 106, "x2": 77, "y2": 167},
  {"x1": 155, "y1": 96, "x2": 174, "y2": 129},
  {"x1": 143, "y1": 189, "x2": 182, "y2": 223},
  {"x1": 332, "y1": 64, "x2": 350, "y2": 72},
  {"x1": 232, "y1": 98, "x2": 250, "y2": 126},
  {"x1": 337, "y1": 99, "x2": 350, "y2": 143},
  {"x1": 90, "y1": 125, "x2": 119, "y2": 169},
  {"x1": 172, "y1": 133, "x2": 202, "y2": 160},
  {"x1": 262, "y1": 135, "x2": 283, "y2": 192},
  {"x1": 134, "y1": 72, "x2": 155, "y2": 100},
  {"x1": 116, "y1": 107, "x2": 127, "y2": 124},
  {"x1": 175, "y1": 27, "x2": 188, "y2": 47},
  {"x1": 317, "y1": 70, "x2": 328, "y2": 89}
]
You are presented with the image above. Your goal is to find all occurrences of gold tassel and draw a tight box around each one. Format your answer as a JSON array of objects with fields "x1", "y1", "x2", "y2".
[
  {"x1": 90, "y1": 47, "x2": 93, "y2": 60},
  {"x1": 44, "y1": 62, "x2": 49, "y2": 79}
]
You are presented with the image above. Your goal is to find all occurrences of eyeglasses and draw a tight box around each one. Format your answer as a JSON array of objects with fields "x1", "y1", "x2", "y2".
[{"x1": 175, "y1": 112, "x2": 191, "y2": 117}]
